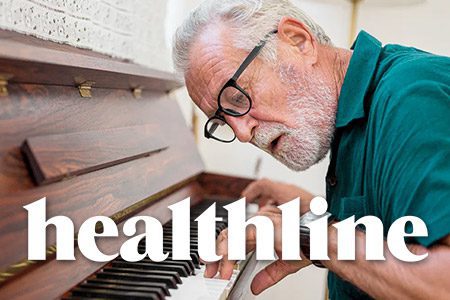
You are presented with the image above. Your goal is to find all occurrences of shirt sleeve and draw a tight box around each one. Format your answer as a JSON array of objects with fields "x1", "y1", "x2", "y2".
[{"x1": 370, "y1": 79, "x2": 450, "y2": 247}]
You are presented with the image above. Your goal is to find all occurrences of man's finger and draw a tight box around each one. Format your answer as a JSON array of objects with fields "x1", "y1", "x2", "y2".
[
  {"x1": 241, "y1": 181, "x2": 263, "y2": 201},
  {"x1": 242, "y1": 178, "x2": 273, "y2": 200},
  {"x1": 215, "y1": 229, "x2": 236, "y2": 280},
  {"x1": 258, "y1": 205, "x2": 281, "y2": 214},
  {"x1": 204, "y1": 261, "x2": 219, "y2": 278},
  {"x1": 218, "y1": 254, "x2": 236, "y2": 280},
  {"x1": 250, "y1": 260, "x2": 294, "y2": 295},
  {"x1": 205, "y1": 228, "x2": 229, "y2": 278}
]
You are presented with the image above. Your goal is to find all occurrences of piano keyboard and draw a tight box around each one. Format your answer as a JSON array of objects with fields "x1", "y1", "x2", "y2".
[{"x1": 64, "y1": 199, "x2": 249, "y2": 300}]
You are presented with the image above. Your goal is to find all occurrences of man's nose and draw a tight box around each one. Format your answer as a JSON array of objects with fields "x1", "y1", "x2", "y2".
[{"x1": 225, "y1": 115, "x2": 258, "y2": 143}]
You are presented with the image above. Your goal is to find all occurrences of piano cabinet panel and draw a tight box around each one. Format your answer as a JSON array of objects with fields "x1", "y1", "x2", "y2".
[
  {"x1": 0, "y1": 82, "x2": 204, "y2": 275},
  {"x1": 0, "y1": 84, "x2": 173, "y2": 154},
  {"x1": 199, "y1": 173, "x2": 254, "y2": 199},
  {"x1": 22, "y1": 125, "x2": 170, "y2": 186},
  {"x1": 0, "y1": 83, "x2": 176, "y2": 195}
]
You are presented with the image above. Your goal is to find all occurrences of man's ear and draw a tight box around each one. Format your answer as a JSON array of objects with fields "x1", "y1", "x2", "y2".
[{"x1": 277, "y1": 16, "x2": 318, "y2": 64}]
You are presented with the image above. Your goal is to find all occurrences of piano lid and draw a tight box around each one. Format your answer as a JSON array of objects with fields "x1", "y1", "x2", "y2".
[
  {"x1": 0, "y1": 29, "x2": 183, "y2": 92},
  {"x1": 0, "y1": 29, "x2": 204, "y2": 283}
]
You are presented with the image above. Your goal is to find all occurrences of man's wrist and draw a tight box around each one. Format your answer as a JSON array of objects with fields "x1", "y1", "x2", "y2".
[{"x1": 299, "y1": 211, "x2": 336, "y2": 268}]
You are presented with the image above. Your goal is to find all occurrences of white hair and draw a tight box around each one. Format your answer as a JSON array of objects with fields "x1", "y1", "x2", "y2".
[{"x1": 172, "y1": 0, "x2": 332, "y2": 74}]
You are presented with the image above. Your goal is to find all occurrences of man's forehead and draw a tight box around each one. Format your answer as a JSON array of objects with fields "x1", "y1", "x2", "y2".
[{"x1": 185, "y1": 26, "x2": 242, "y2": 115}]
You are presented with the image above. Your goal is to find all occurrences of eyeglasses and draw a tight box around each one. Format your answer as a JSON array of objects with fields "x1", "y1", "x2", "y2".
[{"x1": 204, "y1": 29, "x2": 278, "y2": 143}]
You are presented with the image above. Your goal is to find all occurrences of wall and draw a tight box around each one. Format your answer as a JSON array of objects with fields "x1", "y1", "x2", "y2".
[
  {"x1": 0, "y1": 0, "x2": 171, "y2": 71},
  {"x1": 167, "y1": 0, "x2": 449, "y2": 299},
  {"x1": 359, "y1": 0, "x2": 450, "y2": 56}
]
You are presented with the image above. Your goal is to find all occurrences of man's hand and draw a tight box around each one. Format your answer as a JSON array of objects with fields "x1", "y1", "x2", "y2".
[
  {"x1": 204, "y1": 206, "x2": 311, "y2": 295},
  {"x1": 242, "y1": 178, "x2": 315, "y2": 214}
]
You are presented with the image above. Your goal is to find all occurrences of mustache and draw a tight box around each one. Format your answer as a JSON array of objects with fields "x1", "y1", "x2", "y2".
[{"x1": 251, "y1": 123, "x2": 288, "y2": 151}]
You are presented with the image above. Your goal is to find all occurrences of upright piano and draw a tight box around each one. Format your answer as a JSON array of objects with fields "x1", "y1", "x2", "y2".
[{"x1": 0, "y1": 29, "x2": 258, "y2": 300}]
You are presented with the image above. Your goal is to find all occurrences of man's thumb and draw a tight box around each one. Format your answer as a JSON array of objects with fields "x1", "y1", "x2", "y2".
[{"x1": 250, "y1": 260, "x2": 293, "y2": 295}]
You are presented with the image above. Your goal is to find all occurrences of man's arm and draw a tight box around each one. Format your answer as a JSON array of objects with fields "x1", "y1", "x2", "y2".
[
  {"x1": 208, "y1": 210, "x2": 450, "y2": 298},
  {"x1": 315, "y1": 76, "x2": 449, "y2": 299},
  {"x1": 206, "y1": 206, "x2": 450, "y2": 299},
  {"x1": 323, "y1": 229, "x2": 450, "y2": 299}
]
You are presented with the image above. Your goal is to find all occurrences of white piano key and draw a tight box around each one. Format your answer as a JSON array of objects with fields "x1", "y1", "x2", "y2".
[{"x1": 167, "y1": 265, "x2": 240, "y2": 300}]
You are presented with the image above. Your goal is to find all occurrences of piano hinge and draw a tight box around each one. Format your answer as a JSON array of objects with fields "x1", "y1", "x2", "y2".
[
  {"x1": 78, "y1": 80, "x2": 95, "y2": 98},
  {"x1": 132, "y1": 87, "x2": 143, "y2": 99},
  {"x1": 0, "y1": 73, "x2": 13, "y2": 97}
]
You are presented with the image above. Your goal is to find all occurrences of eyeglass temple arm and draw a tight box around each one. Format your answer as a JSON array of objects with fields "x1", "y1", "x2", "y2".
[
  {"x1": 231, "y1": 29, "x2": 278, "y2": 81},
  {"x1": 208, "y1": 122, "x2": 219, "y2": 135}
]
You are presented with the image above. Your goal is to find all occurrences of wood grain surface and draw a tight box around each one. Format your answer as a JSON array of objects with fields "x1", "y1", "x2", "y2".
[
  {"x1": 0, "y1": 29, "x2": 182, "y2": 92},
  {"x1": 0, "y1": 83, "x2": 204, "y2": 274},
  {"x1": 22, "y1": 125, "x2": 169, "y2": 185}
]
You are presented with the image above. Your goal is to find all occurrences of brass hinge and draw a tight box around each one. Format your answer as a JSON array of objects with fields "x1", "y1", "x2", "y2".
[
  {"x1": 0, "y1": 74, "x2": 13, "y2": 97},
  {"x1": 132, "y1": 87, "x2": 143, "y2": 99},
  {"x1": 78, "y1": 80, "x2": 95, "y2": 98}
]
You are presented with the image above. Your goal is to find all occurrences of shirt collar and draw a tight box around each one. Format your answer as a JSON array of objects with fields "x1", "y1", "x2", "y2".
[{"x1": 335, "y1": 31, "x2": 382, "y2": 128}]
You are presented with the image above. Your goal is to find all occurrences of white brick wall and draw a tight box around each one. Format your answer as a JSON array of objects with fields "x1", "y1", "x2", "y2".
[{"x1": 0, "y1": 0, "x2": 171, "y2": 71}]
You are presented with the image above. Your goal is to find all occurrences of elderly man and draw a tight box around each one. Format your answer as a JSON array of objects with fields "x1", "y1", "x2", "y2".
[{"x1": 172, "y1": 0, "x2": 450, "y2": 299}]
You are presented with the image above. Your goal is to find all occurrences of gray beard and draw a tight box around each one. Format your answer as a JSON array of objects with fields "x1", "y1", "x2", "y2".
[{"x1": 252, "y1": 65, "x2": 337, "y2": 171}]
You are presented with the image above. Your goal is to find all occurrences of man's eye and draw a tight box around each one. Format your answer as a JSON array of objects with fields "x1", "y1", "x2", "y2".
[{"x1": 230, "y1": 93, "x2": 245, "y2": 105}]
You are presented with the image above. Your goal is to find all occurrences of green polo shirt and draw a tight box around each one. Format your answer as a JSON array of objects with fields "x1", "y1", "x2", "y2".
[{"x1": 326, "y1": 31, "x2": 450, "y2": 299}]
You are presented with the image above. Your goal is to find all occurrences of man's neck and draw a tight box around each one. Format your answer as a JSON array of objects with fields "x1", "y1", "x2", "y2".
[
  {"x1": 332, "y1": 47, "x2": 353, "y2": 99},
  {"x1": 316, "y1": 45, "x2": 352, "y2": 101}
]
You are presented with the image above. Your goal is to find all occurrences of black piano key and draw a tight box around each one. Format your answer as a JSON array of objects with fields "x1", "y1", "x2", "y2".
[
  {"x1": 165, "y1": 219, "x2": 228, "y2": 226},
  {"x1": 141, "y1": 257, "x2": 196, "y2": 273},
  {"x1": 159, "y1": 254, "x2": 200, "y2": 269},
  {"x1": 79, "y1": 283, "x2": 164, "y2": 300},
  {"x1": 96, "y1": 272, "x2": 178, "y2": 289},
  {"x1": 112, "y1": 261, "x2": 189, "y2": 277},
  {"x1": 87, "y1": 278, "x2": 170, "y2": 297},
  {"x1": 63, "y1": 297, "x2": 108, "y2": 300},
  {"x1": 162, "y1": 236, "x2": 199, "y2": 245},
  {"x1": 116, "y1": 256, "x2": 195, "y2": 274},
  {"x1": 71, "y1": 287, "x2": 158, "y2": 300},
  {"x1": 163, "y1": 225, "x2": 226, "y2": 235},
  {"x1": 160, "y1": 238, "x2": 200, "y2": 245},
  {"x1": 162, "y1": 241, "x2": 199, "y2": 250},
  {"x1": 162, "y1": 228, "x2": 199, "y2": 235},
  {"x1": 151, "y1": 239, "x2": 198, "y2": 249},
  {"x1": 164, "y1": 220, "x2": 228, "y2": 228},
  {"x1": 162, "y1": 245, "x2": 199, "y2": 253},
  {"x1": 161, "y1": 249, "x2": 201, "y2": 267},
  {"x1": 103, "y1": 267, "x2": 182, "y2": 284},
  {"x1": 189, "y1": 253, "x2": 201, "y2": 267},
  {"x1": 156, "y1": 259, "x2": 193, "y2": 274},
  {"x1": 162, "y1": 230, "x2": 225, "y2": 239},
  {"x1": 66, "y1": 198, "x2": 238, "y2": 298},
  {"x1": 163, "y1": 222, "x2": 228, "y2": 232}
]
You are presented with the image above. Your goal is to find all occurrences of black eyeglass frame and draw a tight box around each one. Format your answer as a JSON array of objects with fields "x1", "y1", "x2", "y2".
[{"x1": 204, "y1": 29, "x2": 278, "y2": 143}]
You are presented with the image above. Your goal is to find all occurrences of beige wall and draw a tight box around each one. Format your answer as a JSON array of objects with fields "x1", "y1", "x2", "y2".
[{"x1": 359, "y1": 0, "x2": 450, "y2": 56}]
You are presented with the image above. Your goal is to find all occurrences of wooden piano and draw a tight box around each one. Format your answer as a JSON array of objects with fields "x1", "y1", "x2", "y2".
[{"x1": 0, "y1": 29, "x2": 257, "y2": 300}]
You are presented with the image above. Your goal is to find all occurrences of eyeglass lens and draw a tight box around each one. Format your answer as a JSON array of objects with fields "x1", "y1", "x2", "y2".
[
  {"x1": 219, "y1": 86, "x2": 251, "y2": 116},
  {"x1": 206, "y1": 117, "x2": 235, "y2": 142}
]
